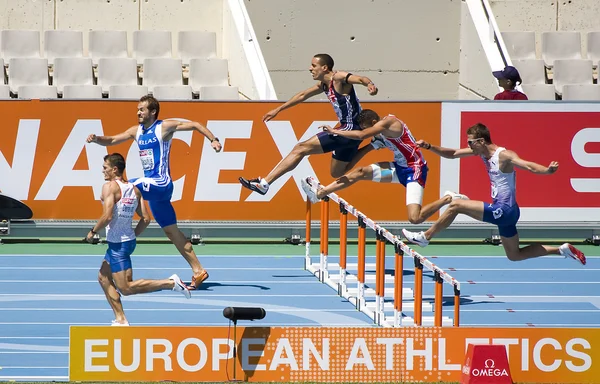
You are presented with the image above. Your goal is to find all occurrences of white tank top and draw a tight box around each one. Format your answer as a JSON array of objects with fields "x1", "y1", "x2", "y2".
[
  {"x1": 105, "y1": 180, "x2": 138, "y2": 243},
  {"x1": 482, "y1": 147, "x2": 516, "y2": 207}
]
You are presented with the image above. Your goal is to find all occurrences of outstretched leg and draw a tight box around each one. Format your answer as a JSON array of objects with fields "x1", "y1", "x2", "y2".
[{"x1": 501, "y1": 234, "x2": 586, "y2": 265}]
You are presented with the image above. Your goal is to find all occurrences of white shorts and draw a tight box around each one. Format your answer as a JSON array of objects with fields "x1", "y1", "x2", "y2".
[{"x1": 370, "y1": 162, "x2": 426, "y2": 206}]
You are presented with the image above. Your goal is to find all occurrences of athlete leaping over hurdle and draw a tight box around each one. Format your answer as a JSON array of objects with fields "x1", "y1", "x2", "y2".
[
  {"x1": 401, "y1": 122, "x2": 586, "y2": 265},
  {"x1": 302, "y1": 109, "x2": 468, "y2": 224}
]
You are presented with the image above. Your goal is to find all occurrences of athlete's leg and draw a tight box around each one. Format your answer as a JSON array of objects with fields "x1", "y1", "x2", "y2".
[
  {"x1": 111, "y1": 267, "x2": 174, "y2": 295},
  {"x1": 316, "y1": 162, "x2": 392, "y2": 199},
  {"x1": 148, "y1": 199, "x2": 207, "y2": 289},
  {"x1": 264, "y1": 135, "x2": 325, "y2": 184},
  {"x1": 98, "y1": 260, "x2": 127, "y2": 324},
  {"x1": 500, "y1": 233, "x2": 560, "y2": 262}
]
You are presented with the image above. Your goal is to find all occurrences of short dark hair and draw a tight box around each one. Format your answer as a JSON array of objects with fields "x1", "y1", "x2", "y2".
[
  {"x1": 104, "y1": 153, "x2": 126, "y2": 174},
  {"x1": 313, "y1": 53, "x2": 334, "y2": 70},
  {"x1": 466, "y1": 123, "x2": 492, "y2": 144},
  {"x1": 357, "y1": 109, "x2": 380, "y2": 127},
  {"x1": 140, "y1": 95, "x2": 160, "y2": 119}
]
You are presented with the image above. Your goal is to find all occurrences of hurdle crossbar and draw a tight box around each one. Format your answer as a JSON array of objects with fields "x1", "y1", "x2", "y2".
[{"x1": 304, "y1": 177, "x2": 461, "y2": 327}]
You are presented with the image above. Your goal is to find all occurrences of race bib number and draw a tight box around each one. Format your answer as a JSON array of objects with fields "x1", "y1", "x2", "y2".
[{"x1": 139, "y1": 149, "x2": 154, "y2": 170}]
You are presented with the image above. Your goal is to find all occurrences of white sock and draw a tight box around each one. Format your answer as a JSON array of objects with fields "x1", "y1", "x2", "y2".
[
  {"x1": 558, "y1": 243, "x2": 568, "y2": 257},
  {"x1": 260, "y1": 178, "x2": 270, "y2": 188}
]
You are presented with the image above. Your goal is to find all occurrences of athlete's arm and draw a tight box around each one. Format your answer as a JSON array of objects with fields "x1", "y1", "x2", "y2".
[
  {"x1": 334, "y1": 71, "x2": 378, "y2": 95},
  {"x1": 134, "y1": 192, "x2": 151, "y2": 237},
  {"x1": 262, "y1": 83, "x2": 323, "y2": 122},
  {"x1": 417, "y1": 140, "x2": 474, "y2": 159},
  {"x1": 86, "y1": 126, "x2": 137, "y2": 146},
  {"x1": 503, "y1": 150, "x2": 559, "y2": 174},
  {"x1": 86, "y1": 182, "x2": 117, "y2": 243},
  {"x1": 321, "y1": 119, "x2": 391, "y2": 140},
  {"x1": 162, "y1": 120, "x2": 222, "y2": 152}
]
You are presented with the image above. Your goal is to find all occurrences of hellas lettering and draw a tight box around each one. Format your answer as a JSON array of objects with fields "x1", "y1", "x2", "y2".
[
  {"x1": 138, "y1": 137, "x2": 158, "y2": 146},
  {"x1": 0, "y1": 118, "x2": 337, "y2": 202}
]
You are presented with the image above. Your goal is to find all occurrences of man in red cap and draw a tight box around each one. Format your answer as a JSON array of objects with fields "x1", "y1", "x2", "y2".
[{"x1": 492, "y1": 65, "x2": 528, "y2": 100}]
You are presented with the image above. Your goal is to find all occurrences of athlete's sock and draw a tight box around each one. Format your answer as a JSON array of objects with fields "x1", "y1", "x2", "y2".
[{"x1": 260, "y1": 178, "x2": 270, "y2": 189}]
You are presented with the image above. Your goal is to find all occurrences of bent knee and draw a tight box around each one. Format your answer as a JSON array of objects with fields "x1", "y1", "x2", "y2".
[
  {"x1": 506, "y1": 252, "x2": 520, "y2": 262},
  {"x1": 408, "y1": 215, "x2": 425, "y2": 225},
  {"x1": 118, "y1": 286, "x2": 133, "y2": 296}
]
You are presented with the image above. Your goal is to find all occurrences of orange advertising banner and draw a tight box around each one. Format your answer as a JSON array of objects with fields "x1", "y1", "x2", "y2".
[
  {"x1": 69, "y1": 326, "x2": 600, "y2": 383},
  {"x1": 0, "y1": 100, "x2": 441, "y2": 221}
]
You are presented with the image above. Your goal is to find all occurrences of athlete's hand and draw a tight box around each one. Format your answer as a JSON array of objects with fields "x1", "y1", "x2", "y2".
[
  {"x1": 367, "y1": 82, "x2": 378, "y2": 96},
  {"x1": 320, "y1": 125, "x2": 336, "y2": 134},
  {"x1": 211, "y1": 140, "x2": 222, "y2": 153},
  {"x1": 86, "y1": 134, "x2": 97, "y2": 143},
  {"x1": 546, "y1": 161, "x2": 559, "y2": 174},
  {"x1": 416, "y1": 140, "x2": 431, "y2": 149},
  {"x1": 85, "y1": 231, "x2": 95, "y2": 243},
  {"x1": 262, "y1": 109, "x2": 279, "y2": 122}
]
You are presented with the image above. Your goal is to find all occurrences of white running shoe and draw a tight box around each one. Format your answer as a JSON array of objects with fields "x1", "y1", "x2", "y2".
[
  {"x1": 170, "y1": 274, "x2": 192, "y2": 299},
  {"x1": 559, "y1": 243, "x2": 586, "y2": 265},
  {"x1": 444, "y1": 190, "x2": 469, "y2": 200},
  {"x1": 371, "y1": 134, "x2": 387, "y2": 150},
  {"x1": 111, "y1": 320, "x2": 130, "y2": 326},
  {"x1": 301, "y1": 177, "x2": 320, "y2": 203},
  {"x1": 402, "y1": 229, "x2": 430, "y2": 247}
]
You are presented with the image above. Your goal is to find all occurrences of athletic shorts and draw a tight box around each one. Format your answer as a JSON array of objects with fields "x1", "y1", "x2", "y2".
[
  {"x1": 316, "y1": 131, "x2": 362, "y2": 162},
  {"x1": 104, "y1": 239, "x2": 136, "y2": 273},
  {"x1": 482, "y1": 202, "x2": 520, "y2": 238},
  {"x1": 130, "y1": 178, "x2": 177, "y2": 228},
  {"x1": 371, "y1": 163, "x2": 428, "y2": 205}
]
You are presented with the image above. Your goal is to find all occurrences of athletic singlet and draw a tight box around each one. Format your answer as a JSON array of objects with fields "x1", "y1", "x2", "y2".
[
  {"x1": 105, "y1": 180, "x2": 138, "y2": 243},
  {"x1": 380, "y1": 115, "x2": 427, "y2": 169},
  {"x1": 321, "y1": 72, "x2": 361, "y2": 131},
  {"x1": 135, "y1": 120, "x2": 172, "y2": 186},
  {"x1": 482, "y1": 147, "x2": 516, "y2": 206}
]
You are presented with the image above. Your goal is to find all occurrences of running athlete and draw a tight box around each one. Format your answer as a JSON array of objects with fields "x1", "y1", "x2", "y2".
[
  {"x1": 302, "y1": 109, "x2": 467, "y2": 223},
  {"x1": 86, "y1": 95, "x2": 222, "y2": 289},
  {"x1": 239, "y1": 53, "x2": 378, "y2": 195},
  {"x1": 86, "y1": 153, "x2": 190, "y2": 326},
  {"x1": 402, "y1": 123, "x2": 586, "y2": 265}
]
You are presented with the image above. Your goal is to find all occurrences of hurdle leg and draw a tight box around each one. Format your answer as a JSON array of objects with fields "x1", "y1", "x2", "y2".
[
  {"x1": 321, "y1": 197, "x2": 330, "y2": 282},
  {"x1": 339, "y1": 204, "x2": 348, "y2": 296},
  {"x1": 454, "y1": 286, "x2": 461, "y2": 327},
  {"x1": 375, "y1": 231, "x2": 382, "y2": 324},
  {"x1": 357, "y1": 216, "x2": 366, "y2": 310},
  {"x1": 376, "y1": 231, "x2": 386, "y2": 326},
  {"x1": 305, "y1": 199, "x2": 311, "y2": 270},
  {"x1": 394, "y1": 244, "x2": 404, "y2": 327},
  {"x1": 414, "y1": 256, "x2": 423, "y2": 326},
  {"x1": 434, "y1": 271, "x2": 443, "y2": 327}
]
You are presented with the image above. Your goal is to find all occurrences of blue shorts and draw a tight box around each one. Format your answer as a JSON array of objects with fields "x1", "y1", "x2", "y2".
[
  {"x1": 130, "y1": 178, "x2": 177, "y2": 228},
  {"x1": 104, "y1": 240, "x2": 136, "y2": 273},
  {"x1": 393, "y1": 163, "x2": 428, "y2": 187},
  {"x1": 482, "y1": 202, "x2": 520, "y2": 237},
  {"x1": 316, "y1": 131, "x2": 361, "y2": 162}
]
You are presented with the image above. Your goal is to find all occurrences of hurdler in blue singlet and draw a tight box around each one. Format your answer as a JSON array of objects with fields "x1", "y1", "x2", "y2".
[{"x1": 130, "y1": 120, "x2": 176, "y2": 228}]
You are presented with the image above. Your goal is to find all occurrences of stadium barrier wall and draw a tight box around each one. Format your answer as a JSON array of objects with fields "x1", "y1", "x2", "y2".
[
  {"x1": 69, "y1": 325, "x2": 600, "y2": 383},
  {"x1": 1, "y1": 100, "x2": 598, "y2": 225}
]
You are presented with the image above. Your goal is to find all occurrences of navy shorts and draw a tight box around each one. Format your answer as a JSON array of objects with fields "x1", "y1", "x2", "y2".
[
  {"x1": 130, "y1": 178, "x2": 177, "y2": 228},
  {"x1": 482, "y1": 202, "x2": 520, "y2": 238},
  {"x1": 104, "y1": 239, "x2": 136, "y2": 273},
  {"x1": 316, "y1": 131, "x2": 361, "y2": 162}
]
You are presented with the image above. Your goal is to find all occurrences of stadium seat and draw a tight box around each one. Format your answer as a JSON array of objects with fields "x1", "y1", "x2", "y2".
[
  {"x1": 97, "y1": 57, "x2": 139, "y2": 94},
  {"x1": 52, "y1": 57, "x2": 94, "y2": 94},
  {"x1": 89, "y1": 30, "x2": 129, "y2": 65},
  {"x1": 199, "y1": 85, "x2": 239, "y2": 100},
  {"x1": 586, "y1": 32, "x2": 600, "y2": 69},
  {"x1": 552, "y1": 59, "x2": 593, "y2": 95},
  {"x1": 0, "y1": 58, "x2": 5, "y2": 84},
  {"x1": 502, "y1": 31, "x2": 537, "y2": 60},
  {"x1": 178, "y1": 31, "x2": 217, "y2": 65},
  {"x1": 17, "y1": 85, "x2": 58, "y2": 99},
  {"x1": 541, "y1": 31, "x2": 582, "y2": 68},
  {"x1": 0, "y1": 84, "x2": 9, "y2": 99},
  {"x1": 108, "y1": 85, "x2": 148, "y2": 99},
  {"x1": 562, "y1": 84, "x2": 600, "y2": 100},
  {"x1": 62, "y1": 84, "x2": 103, "y2": 99},
  {"x1": 0, "y1": 30, "x2": 41, "y2": 61},
  {"x1": 133, "y1": 30, "x2": 172, "y2": 64},
  {"x1": 512, "y1": 59, "x2": 547, "y2": 84},
  {"x1": 8, "y1": 57, "x2": 49, "y2": 94},
  {"x1": 520, "y1": 84, "x2": 556, "y2": 100},
  {"x1": 142, "y1": 58, "x2": 183, "y2": 93},
  {"x1": 152, "y1": 85, "x2": 193, "y2": 100},
  {"x1": 44, "y1": 30, "x2": 84, "y2": 65},
  {"x1": 189, "y1": 58, "x2": 229, "y2": 94}
]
